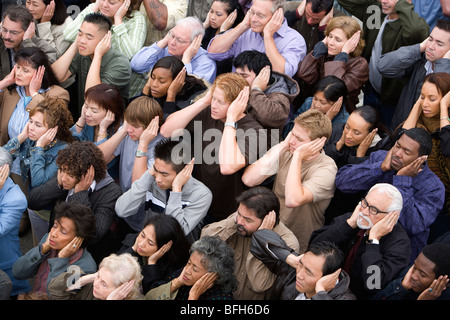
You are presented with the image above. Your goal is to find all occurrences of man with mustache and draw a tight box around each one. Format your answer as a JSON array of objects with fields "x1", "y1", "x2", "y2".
[
  {"x1": 378, "y1": 19, "x2": 450, "y2": 131},
  {"x1": 200, "y1": 186, "x2": 299, "y2": 300},
  {"x1": 334, "y1": 127, "x2": 445, "y2": 265},
  {"x1": 309, "y1": 183, "x2": 412, "y2": 300},
  {"x1": 0, "y1": 5, "x2": 57, "y2": 80}
]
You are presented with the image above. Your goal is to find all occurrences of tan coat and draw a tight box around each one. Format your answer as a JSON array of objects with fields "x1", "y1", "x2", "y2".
[
  {"x1": 0, "y1": 85, "x2": 69, "y2": 146},
  {"x1": 200, "y1": 212, "x2": 300, "y2": 300}
]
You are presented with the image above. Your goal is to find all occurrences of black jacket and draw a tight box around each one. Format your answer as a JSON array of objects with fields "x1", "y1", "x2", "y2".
[{"x1": 250, "y1": 229, "x2": 356, "y2": 300}]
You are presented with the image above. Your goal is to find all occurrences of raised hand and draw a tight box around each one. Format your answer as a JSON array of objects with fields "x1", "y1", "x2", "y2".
[
  {"x1": 139, "y1": 116, "x2": 159, "y2": 147},
  {"x1": 23, "y1": 21, "x2": 36, "y2": 40},
  {"x1": 94, "y1": 31, "x2": 111, "y2": 58},
  {"x1": 0, "y1": 164, "x2": 10, "y2": 191},
  {"x1": 41, "y1": 0, "x2": 55, "y2": 23},
  {"x1": 293, "y1": 136, "x2": 326, "y2": 161},
  {"x1": 98, "y1": 110, "x2": 115, "y2": 132},
  {"x1": 106, "y1": 280, "x2": 135, "y2": 300},
  {"x1": 29, "y1": 65, "x2": 45, "y2": 97},
  {"x1": 148, "y1": 240, "x2": 173, "y2": 265},
  {"x1": 226, "y1": 86, "x2": 249, "y2": 122},
  {"x1": 74, "y1": 165, "x2": 95, "y2": 193},
  {"x1": 58, "y1": 236, "x2": 84, "y2": 258},
  {"x1": 167, "y1": 67, "x2": 186, "y2": 101},
  {"x1": 263, "y1": 7, "x2": 283, "y2": 37},
  {"x1": 188, "y1": 272, "x2": 218, "y2": 300},
  {"x1": 325, "y1": 96, "x2": 343, "y2": 121},
  {"x1": 114, "y1": 0, "x2": 130, "y2": 25},
  {"x1": 356, "y1": 128, "x2": 378, "y2": 157},
  {"x1": 258, "y1": 210, "x2": 276, "y2": 230},
  {"x1": 182, "y1": 34, "x2": 202, "y2": 64},
  {"x1": 252, "y1": 65, "x2": 270, "y2": 91},
  {"x1": 396, "y1": 155, "x2": 427, "y2": 177},
  {"x1": 172, "y1": 158, "x2": 194, "y2": 192},
  {"x1": 368, "y1": 210, "x2": 400, "y2": 240},
  {"x1": 220, "y1": 9, "x2": 237, "y2": 33},
  {"x1": 36, "y1": 126, "x2": 58, "y2": 148},
  {"x1": 341, "y1": 30, "x2": 361, "y2": 55}
]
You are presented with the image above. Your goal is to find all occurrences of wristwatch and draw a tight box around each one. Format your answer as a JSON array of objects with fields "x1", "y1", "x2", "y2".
[
  {"x1": 224, "y1": 121, "x2": 238, "y2": 129},
  {"x1": 135, "y1": 150, "x2": 147, "y2": 158},
  {"x1": 366, "y1": 239, "x2": 379, "y2": 245}
]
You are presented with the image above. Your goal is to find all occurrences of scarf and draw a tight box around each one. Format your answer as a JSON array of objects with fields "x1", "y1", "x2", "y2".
[
  {"x1": 33, "y1": 247, "x2": 84, "y2": 293},
  {"x1": 418, "y1": 114, "x2": 450, "y2": 214}
]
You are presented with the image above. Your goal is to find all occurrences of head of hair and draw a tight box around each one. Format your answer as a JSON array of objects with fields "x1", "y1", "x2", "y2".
[
  {"x1": 98, "y1": 253, "x2": 143, "y2": 299},
  {"x1": 189, "y1": 236, "x2": 238, "y2": 293},
  {"x1": 176, "y1": 16, "x2": 205, "y2": 40},
  {"x1": 421, "y1": 242, "x2": 450, "y2": 278},
  {"x1": 263, "y1": 0, "x2": 284, "y2": 13},
  {"x1": 305, "y1": 240, "x2": 344, "y2": 276},
  {"x1": 27, "y1": 97, "x2": 74, "y2": 143},
  {"x1": 56, "y1": 141, "x2": 107, "y2": 182},
  {"x1": 306, "y1": 0, "x2": 334, "y2": 14},
  {"x1": 422, "y1": 72, "x2": 450, "y2": 99},
  {"x1": 367, "y1": 183, "x2": 403, "y2": 212},
  {"x1": 0, "y1": 147, "x2": 13, "y2": 169},
  {"x1": 401, "y1": 127, "x2": 433, "y2": 157},
  {"x1": 13, "y1": 47, "x2": 59, "y2": 90},
  {"x1": 53, "y1": 201, "x2": 96, "y2": 247},
  {"x1": 314, "y1": 75, "x2": 348, "y2": 103},
  {"x1": 325, "y1": 16, "x2": 365, "y2": 57},
  {"x1": 294, "y1": 109, "x2": 332, "y2": 140},
  {"x1": 435, "y1": 19, "x2": 450, "y2": 33},
  {"x1": 213, "y1": 0, "x2": 244, "y2": 26},
  {"x1": 123, "y1": 0, "x2": 142, "y2": 18},
  {"x1": 210, "y1": 72, "x2": 249, "y2": 104},
  {"x1": 153, "y1": 138, "x2": 189, "y2": 174},
  {"x1": 124, "y1": 96, "x2": 163, "y2": 128},
  {"x1": 84, "y1": 84, "x2": 124, "y2": 134},
  {"x1": 233, "y1": 50, "x2": 273, "y2": 79},
  {"x1": 151, "y1": 56, "x2": 207, "y2": 98},
  {"x1": 352, "y1": 104, "x2": 391, "y2": 137},
  {"x1": 2, "y1": 5, "x2": 33, "y2": 31},
  {"x1": 82, "y1": 12, "x2": 112, "y2": 33},
  {"x1": 236, "y1": 186, "x2": 280, "y2": 225},
  {"x1": 143, "y1": 215, "x2": 191, "y2": 267},
  {"x1": 40, "y1": 0, "x2": 69, "y2": 25}
]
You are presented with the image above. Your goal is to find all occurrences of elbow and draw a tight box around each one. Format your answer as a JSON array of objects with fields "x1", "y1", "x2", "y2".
[
  {"x1": 285, "y1": 197, "x2": 305, "y2": 208},
  {"x1": 219, "y1": 164, "x2": 240, "y2": 176},
  {"x1": 241, "y1": 172, "x2": 256, "y2": 187}
]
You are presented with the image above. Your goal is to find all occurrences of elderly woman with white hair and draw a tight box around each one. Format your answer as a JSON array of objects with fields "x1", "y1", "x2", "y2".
[
  {"x1": 0, "y1": 147, "x2": 31, "y2": 298},
  {"x1": 47, "y1": 253, "x2": 144, "y2": 300},
  {"x1": 145, "y1": 235, "x2": 238, "y2": 300}
]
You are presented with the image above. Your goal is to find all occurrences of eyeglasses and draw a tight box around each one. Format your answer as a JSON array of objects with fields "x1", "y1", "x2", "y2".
[
  {"x1": 360, "y1": 198, "x2": 388, "y2": 215},
  {"x1": 1, "y1": 27, "x2": 24, "y2": 37},
  {"x1": 168, "y1": 30, "x2": 190, "y2": 45}
]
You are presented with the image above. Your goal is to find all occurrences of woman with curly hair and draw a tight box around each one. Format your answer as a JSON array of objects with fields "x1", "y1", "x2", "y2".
[
  {"x1": 145, "y1": 235, "x2": 238, "y2": 300},
  {"x1": 2, "y1": 97, "x2": 74, "y2": 245},
  {"x1": 2, "y1": 97, "x2": 73, "y2": 189},
  {"x1": 48, "y1": 252, "x2": 144, "y2": 300},
  {"x1": 27, "y1": 141, "x2": 123, "y2": 263}
]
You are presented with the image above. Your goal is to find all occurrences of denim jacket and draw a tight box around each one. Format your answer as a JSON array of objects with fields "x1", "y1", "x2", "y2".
[{"x1": 3, "y1": 137, "x2": 67, "y2": 189}]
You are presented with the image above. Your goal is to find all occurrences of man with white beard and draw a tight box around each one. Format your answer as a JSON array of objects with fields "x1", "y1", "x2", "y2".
[{"x1": 309, "y1": 183, "x2": 412, "y2": 300}]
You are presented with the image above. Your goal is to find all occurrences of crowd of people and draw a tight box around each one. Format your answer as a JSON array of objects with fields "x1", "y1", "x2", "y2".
[{"x1": 0, "y1": 0, "x2": 450, "y2": 303}]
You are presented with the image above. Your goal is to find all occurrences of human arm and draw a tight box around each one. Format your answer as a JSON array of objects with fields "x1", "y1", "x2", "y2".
[
  {"x1": 113, "y1": 6, "x2": 147, "y2": 59},
  {"x1": 218, "y1": 86, "x2": 249, "y2": 175},
  {"x1": 131, "y1": 116, "x2": 159, "y2": 183},
  {"x1": 166, "y1": 163, "x2": 212, "y2": 235},
  {"x1": 51, "y1": 40, "x2": 77, "y2": 83},
  {"x1": 143, "y1": 0, "x2": 168, "y2": 31},
  {"x1": 27, "y1": 176, "x2": 66, "y2": 210},
  {"x1": 263, "y1": 8, "x2": 286, "y2": 74},
  {"x1": 130, "y1": 42, "x2": 167, "y2": 74},
  {"x1": 442, "y1": 0, "x2": 450, "y2": 17},
  {"x1": 85, "y1": 31, "x2": 111, "y2": 92},
  {"x1": 284, "y1": 137, "x2": 327, "y2": 208},
  {"x1": 207, "y1": 10, "x2": 250, "y2": 54},
  {"x1": 401, "y1": 96, "x2": 421, "y2": 129},
  {"x1": 97, "y1": 123, "x2": 128, "y2": 164},
  {"x1": 159, "y1": 90, "x2": 212, "y2": 138},
  {"x1": 241, "y1": 132, "x2": 290, "y2": 187},
  {"x1": 377, "y1": 43, "x2": 422, "y2": 79}
]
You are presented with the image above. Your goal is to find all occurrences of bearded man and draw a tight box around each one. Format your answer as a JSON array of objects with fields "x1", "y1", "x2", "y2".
[
  {"x1": 200, "y1": 186, "x2": 299, "y2": 300},
  {"x1": 309, "y1": 183, "x2": 412, "y2": 300}
]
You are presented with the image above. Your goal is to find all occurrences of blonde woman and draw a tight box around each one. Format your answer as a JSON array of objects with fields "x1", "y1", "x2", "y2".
[{"x1": 296, "y1": 15, "x2": 369, "y2": 113}]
